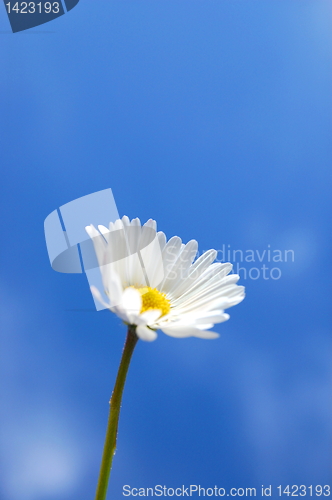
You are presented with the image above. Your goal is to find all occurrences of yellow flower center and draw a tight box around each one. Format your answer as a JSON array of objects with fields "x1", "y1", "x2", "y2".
[{"x1": 137, "y1": 287, "x2": 171, "y2": 317}]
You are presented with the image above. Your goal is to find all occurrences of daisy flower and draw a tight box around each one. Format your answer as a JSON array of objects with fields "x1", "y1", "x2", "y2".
[{"x1": 85, "y1": 216, "x2": 245, "y2": 341}]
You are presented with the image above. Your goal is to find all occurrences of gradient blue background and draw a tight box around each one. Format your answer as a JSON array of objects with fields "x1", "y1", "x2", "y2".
[{"x1": 1, "y1": 1, "x2": 331, "y2": 499}]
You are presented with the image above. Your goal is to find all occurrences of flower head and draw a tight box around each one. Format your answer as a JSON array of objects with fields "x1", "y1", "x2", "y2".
[{"x1": 86, "y1": 216, "x2": 245, "y2": 341}]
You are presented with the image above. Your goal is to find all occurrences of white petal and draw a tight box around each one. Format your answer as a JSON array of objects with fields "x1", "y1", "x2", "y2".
[
  {"x1": 174, "y1": 280, "x2": 243, "y2": 314},
  {"x1": 121, "y1": 287, "x2": 142, "y2": 316},
  {"x1": 136, "y1": 325, "x2": 158, "y2": 341},
  {"x1": 139, "y1": 233, "x2": 164, "y2": 288},
  {"x1": 183, "y1": 273, "x2": 240, "y2": 304},
  {"x1": 195, "y1": 323, "x2": 215, "y2": 330},
  {"x1": 111, "y1": 305, "x2": 130, "y2": 323},
  {"x1": 137, "y1": 309, "x2": 162, "y2": 325},
  {"x1": 191, "y1": 311, "x2": 230, "y2": 324},
  {"x1": 124, "y1": 224, "x2": 140, "y2": 251},
  {"x1": 223, "y1": 292, "x2": 245, "y2": 309},
  {"x1": 104, "y1": 230, "x2": 130, "y2": 284},
  {"x1": 160, "y1": 325, "x2": 216, "y2": 338},
  {"x1": 140, "y1": 221, "x2": 156, "y2": 247},
  {"x1": 106, "y1": 272, "x2": 123, "y2": 307},
  {"x1": 157, "y1": 231, "x2": 167, "y2": 251},
  {"x1": 193, "y1": 329, "x2": 220, "y2": 339},
  {"x1": 162, "y1": 324, "x2": 219, "y2": 339},
  {"x1": 160, "y1": 236, "x2": 183, "y2": 287},
  {"x1": 172, "y1": 263, "x2": 233, "y2": 305},
  {"x1": 130, "y1": 217, "x2": 141, "y2": 227},
  {"x1": 162, "y1": 240, "x2": 198, "y2": 293},
  {"x1": 170, "y1": 249, "x2": 217, "y2": 298},
  {"x1": 143, "y1": 218, "x2": 157, "y2": 231},
  {"x1": 85, "y1": 224, "x2": 107, "y2": 267},
  {"x1": 161, "y1": 326, "x2": 195, "y2": 338},
  {"x1": 98, "y1": 225, "x2": 110, "y2": 237},
  {"x1": 174, "y1": 294, "x2": 238, "y2": 316},
  {"x1": 113, "y1": 219, "x2": 124, "y2": 231},
  {"x1": 125, "y1": 253, "x2": 147, "y2": 288},
  {"x1": 85, "y1": 224, "x2": 101, "y2": 239},
  {"x1": 121, "y1": 215, "x2": 130, "y2": 226},
  {"x1": 90, "y1": 286, "x2": 110, "y2": 309}
]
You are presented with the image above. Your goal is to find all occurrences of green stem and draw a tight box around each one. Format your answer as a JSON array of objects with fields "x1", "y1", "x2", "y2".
[{"x1": 94, "y1": 326, "x2": 139, "y2": 500}]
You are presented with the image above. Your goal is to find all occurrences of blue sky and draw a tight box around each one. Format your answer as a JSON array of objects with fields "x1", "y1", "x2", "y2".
[{"x1": 0, "y1": 1, "x2": 331, "y2": 499}]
